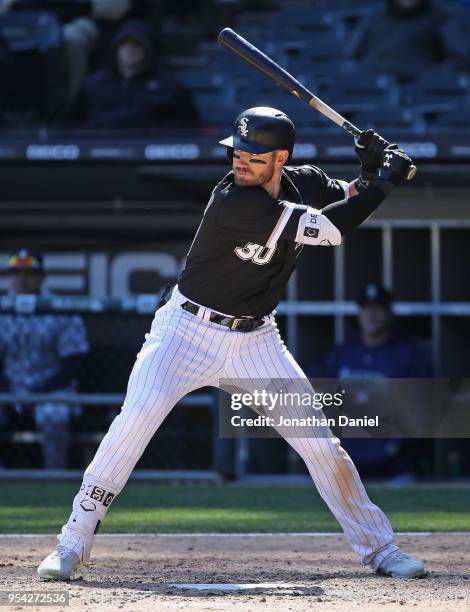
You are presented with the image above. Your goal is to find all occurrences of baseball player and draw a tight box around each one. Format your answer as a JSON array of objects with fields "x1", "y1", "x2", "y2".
[{"x1": 38, "y1": 107, "x2": 425, "y2": 580}]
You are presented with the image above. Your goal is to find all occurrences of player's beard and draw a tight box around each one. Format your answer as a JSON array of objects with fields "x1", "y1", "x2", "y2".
[{"x1": 233, "y1": 157, "x2": 276, "y2": 187}]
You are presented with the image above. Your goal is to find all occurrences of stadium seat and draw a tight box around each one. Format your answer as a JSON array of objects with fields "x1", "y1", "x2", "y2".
[
  {"x1": 264, "y1": 12, "x2": 346, "y2": 57},
  {"x1": 353, "y1": 108, "x2": 427, "y2": 135},
  {"x1": 159, "y1": 12, "x2": 207, "y2": 56},
  {"x1": 307, "y1": 112, "x2": 340, "y2": 132},
  {"x1": 404, "y1": 72, "x2": 470, "y2": 114},
  {"x1": 313, "y1": 0, "x2": 377, "y2": 17},
  {"x1": 266, "y1": 7, "x2": 345, "y2": 36},
  {"x1": 194, "y1": 96, "x2": 240, "y2": 127},
  {"x1": 326, "y1": 73, "x2": 400, "y2": 114},
  {"x1": 232, "y1": 10, "x2": 279, "y2": 36},
  {"x1": 236, "y1": 88, "x2": 315, "y2": 128},
  {"x1": 235, "y1": 70, "x2": 317, "y2": 98},
  {"x1": 0, "y1": 10, "x2": 65, "y2": 124},
  {"x1": 176, "y1": 68, "x2": 238, "y2": 127},
  {"x1": 234, "y1": 84, "x2": 339, "y2": 133},
  {"x1": 200, "y1": 43, "x2": 261, "y2": 78},
  {"x1": 177, "y1": 69, "x2": 226, "y2": 91},
  {"x1": 287, "y1": 44, "x2": 355, "y2": 89},
  {"x1": 275, "y1": 27, "x2": 345, "y2": 59},
  {"x1": 432, "y1": 106, "x2": 470, "y2": 132},
  {"x1": 203, "y1": 49, "x2": 281, "y2": 99}
]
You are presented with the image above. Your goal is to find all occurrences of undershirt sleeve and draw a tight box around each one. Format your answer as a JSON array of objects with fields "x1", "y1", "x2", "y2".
[
  {"x1": 215, "y1": 179, "x2": 388, "y2": 247},
  {"x1": 321, "y1": 182, "x2": 387, "y2": 236}
]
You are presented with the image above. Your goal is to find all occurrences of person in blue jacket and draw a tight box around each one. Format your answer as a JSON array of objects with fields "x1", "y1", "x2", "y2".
[
  {"x1": 325, "y1": 283, "x2": 431, "y2": 380},
  {"x1": 313, "y1": 282, "x2": 432, "y2": 480}
]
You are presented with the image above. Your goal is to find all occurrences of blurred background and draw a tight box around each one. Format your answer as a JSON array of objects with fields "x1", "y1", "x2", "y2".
[{"x1": 0, "y1": 0, "x2": 469, "y2": 484}]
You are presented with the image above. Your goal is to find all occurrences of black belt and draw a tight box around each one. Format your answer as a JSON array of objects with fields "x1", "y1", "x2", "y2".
[{"x1": 181, "y1": 301, "x2": 266, "y2": 332}]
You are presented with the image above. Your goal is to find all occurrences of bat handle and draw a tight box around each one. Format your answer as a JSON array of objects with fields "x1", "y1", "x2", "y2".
[
  {"x1": 343, "y1": 120, "x2": 362, "y2": 140},
  {"x1": 344, "y1": 121, "x2": 417, "y2": 182}
]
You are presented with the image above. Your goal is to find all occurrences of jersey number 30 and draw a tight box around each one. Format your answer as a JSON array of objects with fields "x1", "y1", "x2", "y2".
[{"x1": 234, "y1": 242, "x2": 276, "y2": 265}]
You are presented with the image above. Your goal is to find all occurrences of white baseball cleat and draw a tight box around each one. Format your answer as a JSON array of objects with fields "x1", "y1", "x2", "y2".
[
  {"x1": 377, "y1": 548, "x2": 426, "y2": 579},
  {"x1": 37, "y1": 545, "x2": 80, "y2": 581}
]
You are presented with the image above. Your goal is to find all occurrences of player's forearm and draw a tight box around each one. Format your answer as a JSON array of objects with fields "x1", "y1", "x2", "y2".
[
  {"x1": 322, "y1": 182, "x2": 388, "y2": 236},
  {"x1": 323, "y1": 145, "x2": 413, "y2": 237}
]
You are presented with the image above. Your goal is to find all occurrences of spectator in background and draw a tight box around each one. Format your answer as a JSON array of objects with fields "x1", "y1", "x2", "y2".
[
  {"x1": 308, "y1": 283, "x2": 432, "y2": 481},
  {"x1": 62, "y1": 0, "x2": 132, "y2": 101},
  {"x1": 0, "y1": 0, "x2": 132, "y2": 102},
  {"x1": 322, "y1": 283, "x2": 431, "y2": 379},
  {"x1": 0, "y1": 250, "x2": 89, "y2": 469},
  {"x1": 348, "y1": 0, "x2": 449, "y2": 81},
  {"x1": 69, "y1": 19, "x2": 199, "y2": 129}
]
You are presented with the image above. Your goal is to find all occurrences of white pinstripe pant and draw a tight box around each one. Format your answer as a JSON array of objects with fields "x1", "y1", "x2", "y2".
[{"x1": 61, "y1": 287, "x2": 398, "y2": 569}]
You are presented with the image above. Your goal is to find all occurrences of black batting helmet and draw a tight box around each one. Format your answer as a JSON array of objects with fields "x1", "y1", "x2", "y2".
[{"x1": 219, "y1": 106, "x2": 295, "y2": 161}]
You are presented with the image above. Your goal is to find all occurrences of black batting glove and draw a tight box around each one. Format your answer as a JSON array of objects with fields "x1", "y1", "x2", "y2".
[
  {"x1": 355, "y1": 129, "x2": 397, "y2": 192},
  {"x1": 355, "y1": 129, "x2": 390, "y2": 169},
  {"x1": 375, "y1": 146, "x2": 414, "y2": 193}
]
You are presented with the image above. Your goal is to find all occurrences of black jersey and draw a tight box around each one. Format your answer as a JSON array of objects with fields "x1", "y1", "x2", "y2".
[{"x1": 178, "y1": 164, "x2": 348, "y2": 317}]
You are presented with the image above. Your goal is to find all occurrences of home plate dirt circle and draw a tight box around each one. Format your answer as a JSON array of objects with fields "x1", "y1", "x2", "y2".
[
  {"x1": 2, "y1": 533, "x2": 470, "y2": 611},
  {"x1": 171, "y1": 582, "x2": 322, "y2": 595}
]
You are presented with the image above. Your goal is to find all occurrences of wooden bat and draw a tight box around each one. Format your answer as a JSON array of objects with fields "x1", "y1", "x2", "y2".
[{"x1": 217, "y1": 28, "x2": 417, "y2": 180}]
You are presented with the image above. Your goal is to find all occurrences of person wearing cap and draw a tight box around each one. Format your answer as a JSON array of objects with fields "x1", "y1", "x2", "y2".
[
  {"x1": 68, "y1": 19, "x2": 199, "y2": 128},
  {"x1": 0, "y1": 249, "x2": 89, "y2": 469},
  {"x1": 310, "y1": 283, "x2": 431, "y2": 480},
  {"x1": 322, "y1": 283, "x2": 431, "y2": 380},
  {"x1": 38, "y1": 107, "x2": 426, "y2": 581},
  {"x1": 0, "y1": 0, "x2": 133, "y2": 103}
]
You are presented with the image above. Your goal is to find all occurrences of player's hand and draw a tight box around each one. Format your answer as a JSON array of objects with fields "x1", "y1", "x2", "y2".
[
  {"x1": 355, "y1": 129, "x2": 391, "y2": 171},
  {"x1": 377, "y1": 146, "x2": 413, "y2": 185}
]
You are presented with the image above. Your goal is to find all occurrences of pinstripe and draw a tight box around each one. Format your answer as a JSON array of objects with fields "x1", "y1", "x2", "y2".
[
  {"x1": 197, "y1": 326, "x2": 231, "y2": 385},
  {"x1": 95, "y1": 305, "x2": 185, "y2": 479},
  {"x1": 91, "y1": 305, "x2": 180, "y2": 468},
  {"x1": 174, "y1": 322, "x2": 229, "y2": 420},
  {"x1": 89, "y1": 306, "x2": 183, "y2": 479},
  {"x1": 63, "y1": 290, "x2": 396, "y2": 570},
  {"x1": 262, "y1": 329, "x2": 384, "y2": 557},
  {"x1": 176, "y1": 317, "x2": 219, "y2": 383},
  {"x1": 107, "y1": 312, "x2": 194, "y2": 482},
  {"x1": 264, "y1": 342, "x2": 372, "y2": 551},
  {"x1": 55, "y1": 158, "x2": 402, "y2": 575},
  {"x1": 105, "y1": 316, "x2": 190, "y2": 482},
  {"x1": 278, "y1": 334, "x2": 392, "y2": 558},
  {"x1": 228, "y1": 322, "x2": 392, "y2": 562},
  {"x1": 128, "y1": 306, "x2": 175, "y2": 405},
  {"x1": 110, "y1": 314, "x2": 217, "y2": 483},
  {"x1": 268, "y1": 336, "x2": 372, "y2": 556}
]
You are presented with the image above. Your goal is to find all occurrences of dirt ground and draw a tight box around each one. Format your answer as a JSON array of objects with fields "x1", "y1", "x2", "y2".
[{"x1": 0, "y1": 533, "x2": 469, "y2": 612}]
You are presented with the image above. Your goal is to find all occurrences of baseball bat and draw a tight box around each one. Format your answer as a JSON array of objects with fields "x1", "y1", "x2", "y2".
[{"x1": 217, "y1": 28, "x2": 416, "y2": 181}]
